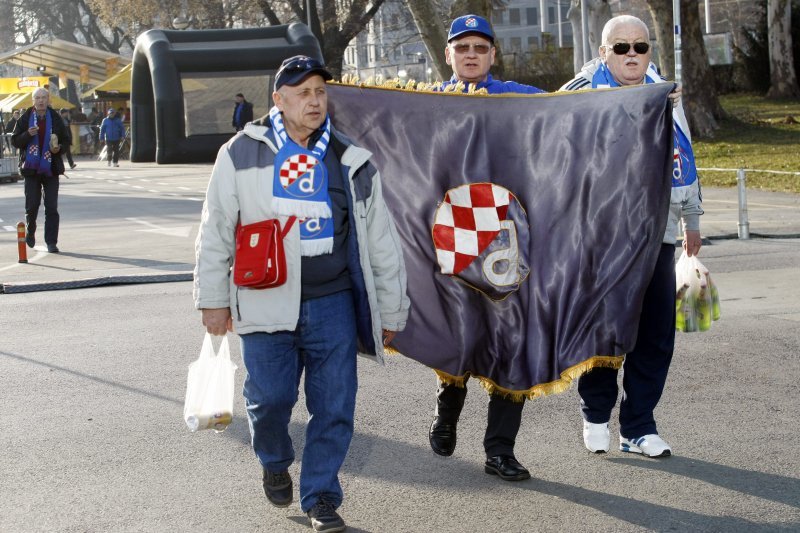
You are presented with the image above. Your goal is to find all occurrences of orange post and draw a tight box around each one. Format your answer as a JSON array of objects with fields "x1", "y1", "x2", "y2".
[{"x1": 17, "y1": 222, "x2": 28, "y2": 263}]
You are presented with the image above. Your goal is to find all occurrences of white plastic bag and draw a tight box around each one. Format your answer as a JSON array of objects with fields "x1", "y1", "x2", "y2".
[
  {"x1": 675, "y1": 251, "x2": 720, "y2": 333},
  {"x1": 183, "y1": 333, "x2": 237, "y2": 432}
]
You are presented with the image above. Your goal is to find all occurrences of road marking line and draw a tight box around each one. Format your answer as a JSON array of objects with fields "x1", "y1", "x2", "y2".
[
  {"x1": 178, "y1": 186, "x2": 190, "y2": 190},
  {"x1": 3, "y1": 225, "x2": 15, "y2": 231},
  {"x1": 132, "y1": 185, "x2": 144, "y2": 189},
  {"x1": 125, "y1": 217, "x2": 191, "y2": 237},
  {"x1": 148, "y1": 190, "x2": 159, "y2": 193},
  {"x1": 0, "y1": 250, "x2": 46, "y2": 271}
]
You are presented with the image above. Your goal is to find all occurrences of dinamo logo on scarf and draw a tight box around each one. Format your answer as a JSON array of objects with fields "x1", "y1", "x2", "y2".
[
  {"x1": 432, "y1": 183, "x2": 530, "y2": 300},
  {"x1": 279, "y1": 154, "x2": 324, "y2": 197}
]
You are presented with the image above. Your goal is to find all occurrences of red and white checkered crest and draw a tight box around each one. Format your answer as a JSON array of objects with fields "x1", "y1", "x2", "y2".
[
  {"x1": 279, "y1": 153, "x2": 320, "y2": 189},
  {"x1": 432, "y1": 183, "x2": 511, "y2": 275}
]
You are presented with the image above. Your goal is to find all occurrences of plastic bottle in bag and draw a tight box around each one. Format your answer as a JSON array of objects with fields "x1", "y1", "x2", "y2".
[
  {"x1": 708, "y1": 275, "x2": 721, "y2": 321},
  {"x1": 683, "y1": 294, "x2": 698, "y2": 332},
  {"x1": 696, "y1": 283, "x2": 712, "y2": 332},
  {"x1": 675, "y1": 283, "x2": 689, "y2": 331}
]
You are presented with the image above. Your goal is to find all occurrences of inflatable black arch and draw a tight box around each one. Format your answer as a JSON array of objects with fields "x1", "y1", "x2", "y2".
[{"x1": 130, "y1": 24, "x2": 322, "y2": 164}]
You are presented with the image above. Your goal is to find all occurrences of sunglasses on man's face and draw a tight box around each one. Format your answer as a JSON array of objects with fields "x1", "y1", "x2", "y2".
[
  {"x1": 451, "y1": 43, "x2": 492, "y2": 55},
  {"x1": 610, "y1": 42, "x2": 650, "y2": 55}
]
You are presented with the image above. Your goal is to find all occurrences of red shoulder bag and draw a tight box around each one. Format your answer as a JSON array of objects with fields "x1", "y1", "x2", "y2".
[{"x1": 233, "y1": 217, "x2": 296, "y2": 289}]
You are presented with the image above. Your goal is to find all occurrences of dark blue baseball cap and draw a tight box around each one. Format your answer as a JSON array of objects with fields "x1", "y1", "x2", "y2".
[
  {"x1": 274, "y1": 55, "x2": 333, "y2": 91},
  {"x1": 448, "y1": 14, "x2": 494, "y2": 43}
]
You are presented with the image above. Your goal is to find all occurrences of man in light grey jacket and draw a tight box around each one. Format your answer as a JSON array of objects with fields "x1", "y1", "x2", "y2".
[
  {"x1": 194, "y1": 55, "x2": 409, "y2": 533},
  {"x1": 560, "y1": 15, "x2": 703, "y2": 459}
]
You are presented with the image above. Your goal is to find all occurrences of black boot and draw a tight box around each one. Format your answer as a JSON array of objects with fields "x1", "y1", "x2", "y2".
[{"x1": 429, "y1": 382, "x2": 467, "y2": 456}]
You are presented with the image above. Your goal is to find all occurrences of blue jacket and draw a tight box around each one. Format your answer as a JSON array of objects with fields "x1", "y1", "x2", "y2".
[
  {"x1": 440, "y1": 74, "x2": 545, "y2": 94},
  {"x1": 99, "y1": 115, "x2": 125, "y2": 142}
]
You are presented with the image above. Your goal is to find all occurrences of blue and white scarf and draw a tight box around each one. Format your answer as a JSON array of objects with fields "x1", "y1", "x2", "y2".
[
  {"x1": 268, "y1": 106, "x2": 334, "y2": 256},
  {"x1": 591, "y1": 62, "x2": 698, "y2": 188},
  {"x1": 23, "y1": 109, "x2": 53, "y2": 177}
]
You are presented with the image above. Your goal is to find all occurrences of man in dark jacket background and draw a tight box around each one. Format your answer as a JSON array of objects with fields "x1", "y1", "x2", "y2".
[
  {"x1": 231, "y1": 92, "x2": 254, "y2": 131},
  {"x1": 12, "y1": 88, "x2": 68, "y2": 253}
]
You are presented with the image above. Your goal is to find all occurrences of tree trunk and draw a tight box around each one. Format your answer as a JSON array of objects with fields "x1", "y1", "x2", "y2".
[
  {"x1": 317, "y1": 0, "x2": 387, "y2": 79},
  {"x1": 0, "y1": 0, "x2": 14, "y2": 77},
  {"x1": 404, "y1": 0, "x2": 450, "y2": 80},
  {"x1": 766, "y1": 0, "x2": 800, "y2": 98},
  {"x1": 646, "y1": 0, "x2": 674, "y2": 80},
  {"x1": 680, "y1": 0, "x2": 724, "y2": 138},
  {"x1": 566, "y1": 0, "x2": 611, "y2": 74},
  {"x1": 567, "y1": 1, "x2": 584, "y2": 72},
  {"x1": 586, "y1": 0, "x2": 612, "y2": 54}
]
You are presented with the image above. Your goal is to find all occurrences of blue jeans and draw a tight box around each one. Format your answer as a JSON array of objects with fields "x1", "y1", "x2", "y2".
[{"x1": 240, "y1": 290, "x2": 358, "y2": 512}]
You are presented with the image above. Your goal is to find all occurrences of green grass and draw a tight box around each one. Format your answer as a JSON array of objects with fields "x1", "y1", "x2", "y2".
[{"x1": 693, "y1": 94, "x2": 800, "y2": 193}]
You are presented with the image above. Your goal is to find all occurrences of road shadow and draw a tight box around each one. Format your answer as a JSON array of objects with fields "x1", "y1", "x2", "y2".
[
  {"x1": 54, "y1": 251, "x2": 193, "y2": 271},
  {"x1": 608, "y1": 455, "x2": 800, "y2": 510},
  {"x1": 528, "y1": 478, "x2": 797, "y2": 532}
]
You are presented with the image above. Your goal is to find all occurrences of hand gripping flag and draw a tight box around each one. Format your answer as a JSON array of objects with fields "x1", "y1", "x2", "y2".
[{"x1": 328, "y1": 83, "x2": 675, "y2": 398}]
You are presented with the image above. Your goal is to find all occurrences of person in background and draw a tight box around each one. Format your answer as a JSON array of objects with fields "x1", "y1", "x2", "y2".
[
  {"x1": 5, "y1": 110, "x2": 20, "y2": 155},
  {"x1": 559, "y1": 14, "x2": 703, "y2": 458},
  {"x1": 99, "y1": 108, "x2": 125, "y2": 167},
  {"x1": 11, "y1": 88, "x2": 68, "y2": 253},
  {"x1": 231, "y1": 92, "x2": 254, "y2": 132},
  {"x1": 59, "y1": 108, "x2": 76, "y2": 169},
  {"x1": 427, "y1": 14, "x2": 545, "y2": 484},
  {"x1": 195, "y1": 56, "x2": 409, "y2": 532},
  {"x1": 89, "y1": 107, "x2": 102, "y2": 154}
]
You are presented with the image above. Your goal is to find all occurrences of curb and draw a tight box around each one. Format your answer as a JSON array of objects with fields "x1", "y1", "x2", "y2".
[{"x1": 1, "y1": 272, "x2": 193, "y2": 294}]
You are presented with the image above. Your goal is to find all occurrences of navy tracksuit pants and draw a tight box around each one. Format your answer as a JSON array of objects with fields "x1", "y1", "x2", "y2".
[{"x1": 579, "y1": 243, "x2": 676, "y2": 439}]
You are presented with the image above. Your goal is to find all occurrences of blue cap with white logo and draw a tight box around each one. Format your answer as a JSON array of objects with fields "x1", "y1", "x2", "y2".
[{"x1": 448, "y1": 14, "x2": 494, "y2": 43}]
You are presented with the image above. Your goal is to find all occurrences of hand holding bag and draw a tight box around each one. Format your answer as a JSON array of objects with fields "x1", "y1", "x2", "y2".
[
  {"x1": 183, "y1": 333, "x2": 237, "y2": 432},
  {"x1": 675, "y1": 251, "x2": 721, "y2": 332},
  {"x1": 233, "y1": 217, "x2": 296, "y2": 289}
]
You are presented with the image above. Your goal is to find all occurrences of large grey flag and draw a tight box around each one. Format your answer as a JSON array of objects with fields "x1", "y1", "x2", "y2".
[{"x1": 328, "y1": 82, "x2": 674, "y2": 398}]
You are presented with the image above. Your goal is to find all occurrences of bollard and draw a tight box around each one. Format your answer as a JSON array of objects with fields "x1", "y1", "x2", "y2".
[
  {"x1": 737, "y1": 168, "x2": 750, "y2": 239},
  {"x1": 17, "y1": 222, "x2": 28, "y2": 263}
]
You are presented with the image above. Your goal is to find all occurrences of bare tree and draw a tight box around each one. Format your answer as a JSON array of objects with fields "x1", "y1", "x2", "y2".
[
  {"x1": 677, "y1": 0, "x2": 725, "y2": 137},
  {"x1": 254, "y1": 0, "x2": 388, "y2": 78},
  {"x1": 766, "y1": 0, "x2": 800, "y2": 98},
  {"x1": 645, "y1": 0, "x2": 674, "y2": 79},
  {"x1": 9, "y1": 0, "x2": 133, "y2": 52},
  {"x1": 567, "y1": 0, "x2": 612, "y2": 73},
  {"x1": 404, "y1": 0, "x2": 449, "y2": 80}
]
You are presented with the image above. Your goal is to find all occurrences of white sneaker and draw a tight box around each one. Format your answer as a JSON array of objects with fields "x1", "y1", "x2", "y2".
[
  {"x1": 620, "y1": 434, "x2": 672, "y2": 458},
  {"x1": 583, "y1": 420, "x2": 610, "y2": 453}
]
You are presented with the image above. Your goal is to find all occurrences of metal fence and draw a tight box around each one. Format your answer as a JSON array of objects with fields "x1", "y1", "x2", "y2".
[{"x1": 698, "y1": 167, "x2": 800, "y2": 240}]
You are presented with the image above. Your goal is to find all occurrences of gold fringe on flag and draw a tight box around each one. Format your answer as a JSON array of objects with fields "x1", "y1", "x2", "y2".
[
  {"x1": 431, "y1": 355, "x2": 624, "y2": 402},
  {"x1": 332, "y1": 76, "x2": 488, "y2": 96}
]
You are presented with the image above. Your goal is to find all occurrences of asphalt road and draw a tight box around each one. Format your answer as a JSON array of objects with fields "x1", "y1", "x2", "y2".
[{"x1": 0, "y1": 157, "x2": 798, "y2": 532}]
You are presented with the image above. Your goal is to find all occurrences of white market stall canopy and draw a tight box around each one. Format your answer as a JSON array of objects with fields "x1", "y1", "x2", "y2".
[{"x1": 0, "y1": 38, "x2": 130, "y2": 85}]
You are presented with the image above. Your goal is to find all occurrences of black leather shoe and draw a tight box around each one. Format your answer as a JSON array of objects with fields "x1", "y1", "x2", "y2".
[
  {"x1": 262, "y1": 469, "x2": 292, "y2": 507},
  {"x1": 307, "y1": 499, "x2": 345, "y2": 532},
  {"x1": 484, "y1": 455, "x2": 531, "y2": 481},
  {"x1": 47, "y1": 244, "x2": 59, "y2": 253},
  {"x1": 429, "y1": 417, "x2": 457, "y2": 456},
  {"x1": 25, "y1": 235, "x2": 35, "y2": 248}
]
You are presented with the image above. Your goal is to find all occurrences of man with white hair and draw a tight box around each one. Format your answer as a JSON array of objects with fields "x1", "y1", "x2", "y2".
[
  {"x1": 12, "y1": 87, "x2": 68, "y2": 253},
  {"x1": 559, "y1": 14, "x2": 703, "y2": 458}
]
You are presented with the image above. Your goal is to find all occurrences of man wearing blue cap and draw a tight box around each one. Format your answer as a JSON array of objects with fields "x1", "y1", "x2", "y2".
[
  {"x1": 428, "y1": 14, "x2": 544, "y2": 483},
  {"x1": 195, "y1": 55, "x2": 409, "y2": 532}
]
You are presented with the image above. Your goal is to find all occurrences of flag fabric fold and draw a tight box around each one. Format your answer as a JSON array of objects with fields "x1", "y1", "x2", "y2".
[{"x1": 328, "y1": 82, "x2": 674, "y2": 398}]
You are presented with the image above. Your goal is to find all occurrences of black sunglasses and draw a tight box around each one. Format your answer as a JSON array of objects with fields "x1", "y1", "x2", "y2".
[
  {"x1": 280, "y1": 58, "x2": 324, "y2": 74},
  {"x1": 610, "y1": 42, "x2": 650, "y2": 55}
]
